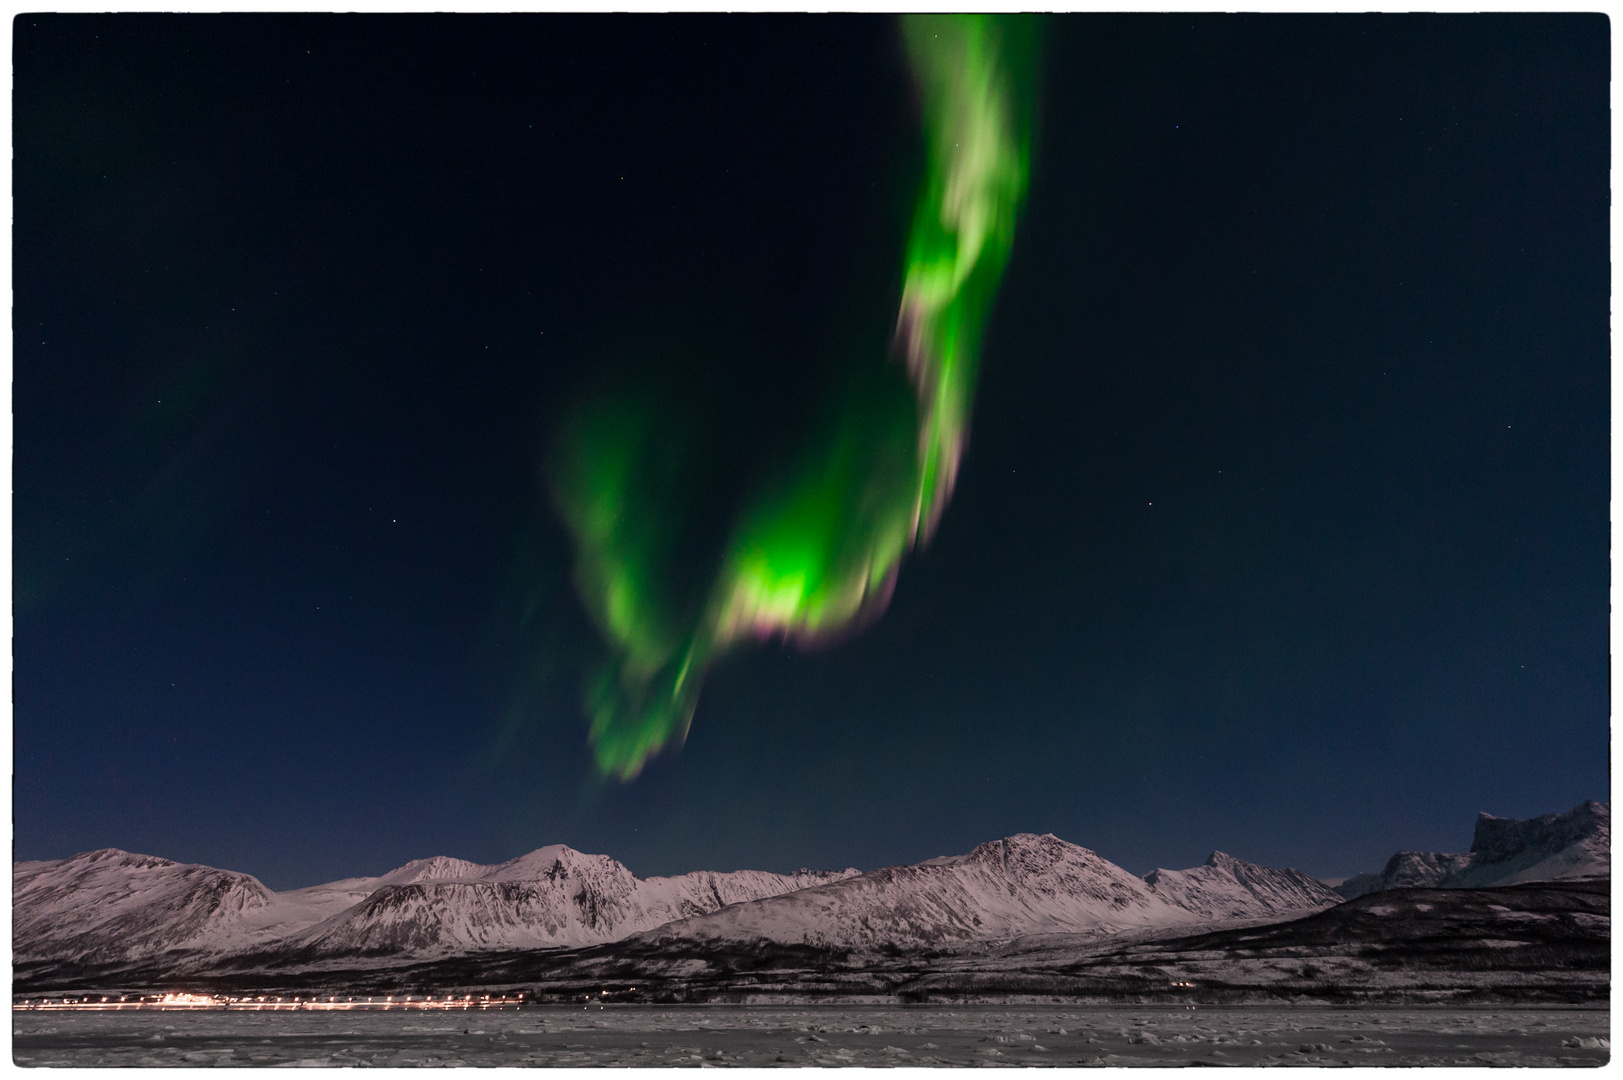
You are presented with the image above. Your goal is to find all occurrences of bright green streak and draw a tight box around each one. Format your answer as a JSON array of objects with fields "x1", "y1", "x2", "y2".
[
  {"x1": 553, "y1": 15, "x2": 1039, "y2": 780},
  {"x1": 898, "y1": 14, "x2": 1035, "y2": 540}
]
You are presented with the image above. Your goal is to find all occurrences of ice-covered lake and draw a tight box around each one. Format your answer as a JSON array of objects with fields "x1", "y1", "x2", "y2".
[{"x1": 13, "y1": 1003, "x2": 1610, "y2": 1067}]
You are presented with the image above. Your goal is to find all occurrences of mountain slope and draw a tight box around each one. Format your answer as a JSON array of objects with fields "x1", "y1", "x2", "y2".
[
  {"x1": 1336, "y1": 800, "x2": 1609, "y2": 900},
  {"x1": 634, "y1": 834, "x2": 1199, "y2": 952},
  {"x1": 12, "y1": 850, "x2": 283, "y2": 965},
  {"x1": 12, "y1": 835, "x2": 1339, "y2": 977},
  {"x1": 397, "y1": 878, "x2": 1604, "y2": 1008},
  {"x1": 284, "y1": 846, "x2": 857, "y2": 956},
  {"x1": 1143, "y1": 851, "x2": 1342, "y2": 919},
  {"x1": 12, "y1": 845, "x2": 859, "y2": 970}
]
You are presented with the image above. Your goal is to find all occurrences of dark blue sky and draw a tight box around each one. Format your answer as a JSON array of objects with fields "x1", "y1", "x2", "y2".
[{"x1": 15, "y1": 14, "x2": 1608, "y2": 891}]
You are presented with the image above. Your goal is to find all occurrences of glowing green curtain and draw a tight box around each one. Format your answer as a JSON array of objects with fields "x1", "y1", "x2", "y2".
[{"x1": 553, "y1": 14, "x2": 1040, "y2": 779}]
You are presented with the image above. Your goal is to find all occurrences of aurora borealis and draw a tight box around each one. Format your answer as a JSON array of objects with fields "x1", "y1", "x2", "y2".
[
  {"x1": 15, "y1": 15, "x2": 1606, "y2": 892},
  {"x1": 553, "y1": 15, "x2": 1041, "y2": 779}
]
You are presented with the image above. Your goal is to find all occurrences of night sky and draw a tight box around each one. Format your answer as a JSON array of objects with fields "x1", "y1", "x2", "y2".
[{"x1": 15, "y1": 14, "x2": 1608, "y2": 891}]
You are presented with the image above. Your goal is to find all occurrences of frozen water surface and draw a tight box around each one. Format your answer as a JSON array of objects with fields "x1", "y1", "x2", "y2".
[{"x1": 13, "y1": 1004, "x2": 1610, "y2": 1066}]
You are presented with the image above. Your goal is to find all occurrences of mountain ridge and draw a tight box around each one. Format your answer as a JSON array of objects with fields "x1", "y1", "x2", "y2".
[
  {"x1": 1335, "y1": 800, "x2": 1609, "y2": 900},
  {"x1": 13, "y1": 844, "x2": 860, "y2": 969},
  {"x1": 1143, "y1": 850, "x2": 1344, "y2": 919},
  {"x1": 15, "y1": 802, "x2": 1605, "y2": 988},
  {"x1": 13, "y1": 834, "x2": 1334, "y2": 976}
]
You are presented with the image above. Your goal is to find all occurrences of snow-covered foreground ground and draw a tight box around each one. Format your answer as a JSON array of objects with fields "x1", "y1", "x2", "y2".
[{"x1": 13, "y1": 1003, "x2": 1610, "y2": 1067}]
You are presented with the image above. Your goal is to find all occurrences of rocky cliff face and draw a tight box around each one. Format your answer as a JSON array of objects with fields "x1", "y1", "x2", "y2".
[
  {"x1": 1335, "y1": 800, "x2": 1609, "y2": 900},
  {"x1": 1465, "y1": 800, "x2": 1610, "y2": 883}
]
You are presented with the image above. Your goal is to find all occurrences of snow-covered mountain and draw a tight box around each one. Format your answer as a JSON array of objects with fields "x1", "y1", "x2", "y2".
[
  {"x1": 14, "y1": 835, "x2": 1328, "y2": 973},
  {"x1": 1143, "y1": 850, "x2": 1343, "y2": 919},
  {"x1": 13, "y1": 850, "x2": 285, "y2": 966},
  {"x1": 635, "y1": 834, "x2": 1200, "y2": 951},
  {"x1": 13, "y1": 846, "x2": 856, "y2": 968},
  {"x1": 20, "y1": 803, "x2": 1602, "y2": 983},
  {"x1": 286, "y1": 847, "x2": 860, "y2": 956},
  {"x1": 631, "y1": 837, "x2": 1347, "y2": 954},
  {"x1": 1336, "y1": 800, "x2": 1609, "y2": 900}
]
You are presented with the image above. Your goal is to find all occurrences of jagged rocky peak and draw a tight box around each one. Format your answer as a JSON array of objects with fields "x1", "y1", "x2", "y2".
[
  {"x1": 915, "y1": 831, "x2": 1074, "y2": 869},
  {"x1": 1379, "y1": 850, "x2": 1475, "y2": 889},
  {"x1": 1335, "y1": 799, "x2": 1610, "y2": 900},
  {"x1": 484, "y1": 844, "x2": 636, "y2": 882},
  {"x1": 1142, "y1": 850, "x2": 1342, "y2": 920},
  {"x1": 1471, "y1": 800, "x2": 1610, "y2": 866}
]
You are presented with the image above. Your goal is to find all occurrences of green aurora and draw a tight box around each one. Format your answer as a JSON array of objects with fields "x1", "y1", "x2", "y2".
[{"x1": 552, "y1": 14, "x2": 1040, "y2": 779}]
